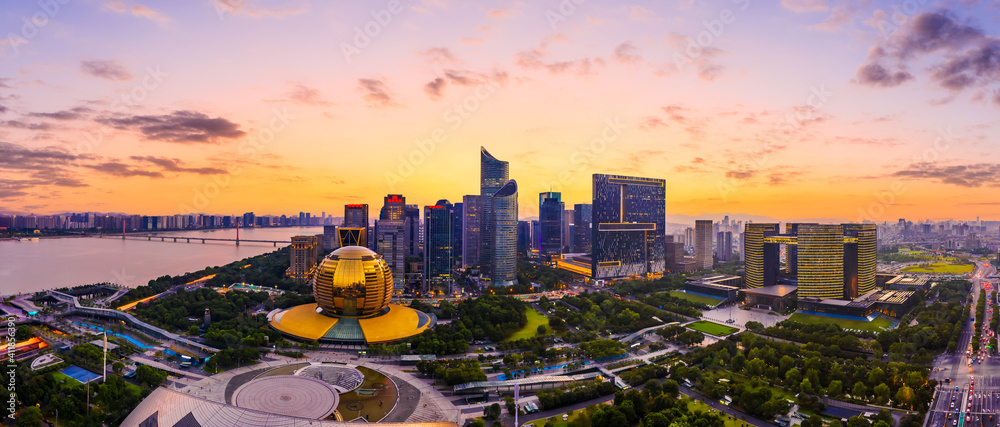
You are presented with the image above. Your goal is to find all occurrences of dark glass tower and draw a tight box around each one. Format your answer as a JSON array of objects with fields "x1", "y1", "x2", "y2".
[
  {"x1": 591, "y1": 174, "x2": 666, "y2": 280},
  {"x1": 540, "y1": 194, "x2": 563, "y2": 261},
  {"x1": 480, "y1": 147, "x2": 517, "y2": 286},
  {"x1": 573, "y1": 204, "x2": 592, "y2": 254},
  {"x1": 404, "y1": 205, "x2": 420, "y2": 257},
  {"x1": 423, "y1": 201, "x2": 453, "y2": 294}
]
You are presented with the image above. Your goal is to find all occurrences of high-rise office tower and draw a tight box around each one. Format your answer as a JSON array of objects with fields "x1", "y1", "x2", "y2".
[
  {"x1": 287, "y1": 235, "x2": 319, "y2": 283},
  {"x1": 344, "y1": 204, "x2": 368, "y2": 228},
  {"x1": 480, "y1": 147, "x2": 518, "y2": 286},
  {"x1": 461, "y1": 195, "x2": 481, "y2": 269},
  {"x1": 538, "y1": 191, "x2": 562, "y2": 251},
  {"x1": 323, "y1": 225, "x2": 338, "y2": 250},
  {"x1": 743, "y1": 223, "x2": 780, "y2": 289},
  {"x1": 380, "y1": 194, "x2": 406, "y2": 220},
  {"x1": 452, "y1": 202, "x2": 463, "y2": 267},
  {"x1": 563, "y1": 209, "x2": 574, "y2": 252},
  {"x1": 843, "y1": 223, "x2": 877, "y2": 298},
  {"x1": 517, "y1": 221, "x2": 532, "y2": 257},
  {"x1": 591, "y1": 174, "x2": 666, "y2": 280},
  {"x1": 376, "y1": 195, "x2": 407, "y2": 292},
  {"x1": 404, "y1": 205, "x2": 420, "y2": 257},
  {"x1": 716, "y1": 231, "x2": 732, "y2": 262},
  {"x1": 424, "y1": 202, "x2": 453, "y2": 294},
  {"x1": 573, "y1": 204, "x2": 592, "y2": 254},
  {"x1": 695, "y1": 220, "x2": 713, "y2": 269},
  {"x1": 341, "y1": 204, "x2": 369, "y2": 247},
  {"x1": 540, "y1": 194, "x2": 563, "y2": 261},
  {"x1": 684, "y1": 227, "x2": 694, "y2": 247},
  {"x1": 531, "y1": 221, "x2": 541, "y2": 252}
]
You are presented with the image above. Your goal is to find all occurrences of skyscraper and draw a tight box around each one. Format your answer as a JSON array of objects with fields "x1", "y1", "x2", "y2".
[
  {"x1": 538, "y1": 191, "x2": 562, "y2": 252},
  {"x1": 344, "y1": 204, "x2": 368, "y2": 228},
  {"x1": 563, "y1": 209, "x2": 574, "y2": 252},
  {"x1": 481, "y1": 147, "x2": 518, "y2": 286},
  {"x1": 716, "y1": 231, "x2": 732, "y2": 262},
  {"x1": 743, "y1": 223, "x2": 779, "y2": 289},
  {"x1": 452, "y1": 202, "x2": 463, "y2": 267},
  {"x1": 380, "y1": 194, "x2": 406, "y2": 220},
  {"x1": 591, "y1": 174, "x2": 666, "y2": 280},
  {"x1": 517, "y1": 221, "x2": 532, "y2": 258},
  {"x1": 539, "y1": 194, "x2": 563, "y2": 261},
  {"x1": 573, "y1": 204, "x2": 592, "y2": 253},
  {"x1": 341, "y1": 204, "x2": 369, "y2": 247},
  {"x1": 424, "y1": 202, "x2": 453, "y2": 294},
  {"x1": 462, "y1": 195, "x2": 481, "y2": 269},
  {"x1": 376, "y1": 195, "x2": 407, "y2": 292},
  {"x1": 404, "y1": 205, "x2": 420, "y2": 257},
  {"x1": 287, "y1": 235, "x2": 319, "y2": 283},
  {"x1": 695, "y1": 220, "x2": 713, "y2": 270}
]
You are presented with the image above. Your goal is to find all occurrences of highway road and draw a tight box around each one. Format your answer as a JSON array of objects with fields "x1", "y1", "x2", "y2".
[{"x1": 928, "y1": 261, "x2": 1000, "y2": 427}]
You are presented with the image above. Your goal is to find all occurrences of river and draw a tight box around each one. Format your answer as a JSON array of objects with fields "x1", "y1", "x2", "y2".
[{"x1": 0, "y1": 226, "x2": 325, "y2": 294}]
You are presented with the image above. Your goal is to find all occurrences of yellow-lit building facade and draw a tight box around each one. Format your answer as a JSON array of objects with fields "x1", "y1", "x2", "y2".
[{"x1": 743, "y1": 223, "x2": 877, "y2": 299}]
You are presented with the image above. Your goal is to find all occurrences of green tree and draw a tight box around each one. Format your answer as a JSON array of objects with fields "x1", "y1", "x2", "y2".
[
  {"x1": 873, "y1": 383, "x2": 890, "y2": 405},
  {"x1": 828, "y1": 380, "x2": 843, "y2": 397},
  {"x1": 852, "y1": 381, "x2": 867, "y2": 400},
  {"x1": 484, "y1": 403, "x2": 502, "y2": 420},
  {"x1": 15, "y1": 406, "x2": 42, "y2": 427}
]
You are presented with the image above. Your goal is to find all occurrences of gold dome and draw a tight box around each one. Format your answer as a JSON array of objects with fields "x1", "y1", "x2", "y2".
[{"x1": 312, "y1": 246, "x2": 393, "y2": 317}]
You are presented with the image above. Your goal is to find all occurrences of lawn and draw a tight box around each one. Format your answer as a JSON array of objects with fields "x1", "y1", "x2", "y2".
[
  {"x1": 508, "y1": 309, "x2": 549, "y2": 341},
  {"x1": 686, "y1": 398, "x2": 743, "y2": 427},
  {"x1": 668, "y1": 291, "x2": 723, "y2": 307},
  {"x1": 788, "y1": 312, "x2": 894, "y2": 332},
  {"x1": 52, "y1": 371, "x2": 78, "y2": 385},
  {"x1": 901, "y1": 262, "x2": 974, "y2": 274},
  {"x1": 687, "y1": 321, "x2": 739, "y2": 336}
]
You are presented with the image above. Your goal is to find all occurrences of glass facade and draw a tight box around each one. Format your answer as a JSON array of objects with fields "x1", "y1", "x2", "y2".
[
  {"x1": 540, "y1": 195, "x2": 563, "y2": 261},
  {"x1": 591, "y1": 174, "x2": 666, "y2": 280},
  {"x1": 423, "y1": 202, "x2": 453, "y2": 294},
  {"x1": 573, "y1": 204, "x2": 592, "y2": 254},
  {"x1": 462, "y1": 195, "x2": 481, "y2": 268},
  {"x1": 480, "y1": 147, "x2": 518, "y2": 286},
  {"x1": 374, "y1": 219, "x2": 406, "y2": 291},
  {"x1": 489, "y1": 180, "x2": 518, "y2": 285},
  {"x1": 312, "y1": 246, "x2": 393, "y2": 317}
]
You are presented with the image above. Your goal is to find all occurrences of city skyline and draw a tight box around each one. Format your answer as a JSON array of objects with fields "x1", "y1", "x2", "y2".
[{"x1": 2, "y1": 2, "x2": 1000, "y2": 221}]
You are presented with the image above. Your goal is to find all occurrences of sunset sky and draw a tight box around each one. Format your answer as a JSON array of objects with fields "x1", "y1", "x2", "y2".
[{"x1": 2, "y1": 0, "x2": 1000, "y2": 222}]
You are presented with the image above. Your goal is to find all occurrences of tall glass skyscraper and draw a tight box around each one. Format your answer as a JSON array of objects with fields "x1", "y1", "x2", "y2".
[
  {"x1": 591, "y1": 174, "x2": 666, "y2": 280},
  {"x1": 573, "y1": 204, "x2": 592, "y2": 254},
  {"x1": 424, "y1": 201, "x2": 453, "y2": 294},
  {"x1": 375, "y1": 195, "x2": 407, "y2": 292},
  {"x1": 462, "y1": 195, "x2": 481, "y2": 269},
  {"x1": 404, "y1": 205, "x2": 420, "y2": 257},
  {"x1": 480, "y1": 147, "x2": 518, "y2": 286},
  {"x1": 540, "y1": 194, "x2": 563, "y2": 261}
]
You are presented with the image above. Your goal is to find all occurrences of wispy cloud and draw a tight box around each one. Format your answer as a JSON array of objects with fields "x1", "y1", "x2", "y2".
[
  {"x1": 97, "y1": 110, "x2": 246, "y2": 143},
  {"x1": 80, "y1": 59, "x2": 133, "y2": 81}
]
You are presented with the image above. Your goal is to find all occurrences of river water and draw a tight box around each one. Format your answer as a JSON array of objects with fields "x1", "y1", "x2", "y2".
[{"x1": 0, "y1": 226, "x2": 324, "y2": 294}]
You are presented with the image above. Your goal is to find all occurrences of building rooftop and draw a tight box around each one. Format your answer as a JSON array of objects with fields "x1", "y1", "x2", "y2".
[{"x1": 741, "y1": 285, "x2": 798, "y2": 297}]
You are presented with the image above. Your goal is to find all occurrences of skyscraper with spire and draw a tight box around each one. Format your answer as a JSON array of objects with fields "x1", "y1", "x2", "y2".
[{"x1": 480, "y1": 147, "x2": 518, "y2": 286}]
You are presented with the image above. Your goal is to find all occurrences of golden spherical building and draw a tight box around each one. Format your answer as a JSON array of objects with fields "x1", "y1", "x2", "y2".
[
  {"x1": 268, "y1": 246, "x2": 435, "y2": 344},
  {"x1": 312, "y1": 246, "x2": 393, "y2": 317}
]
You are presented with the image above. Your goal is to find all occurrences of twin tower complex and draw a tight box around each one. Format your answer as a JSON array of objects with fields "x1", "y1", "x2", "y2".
[{"x1": 744, "y1": 223, "x2": 877, "y2": 300}]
